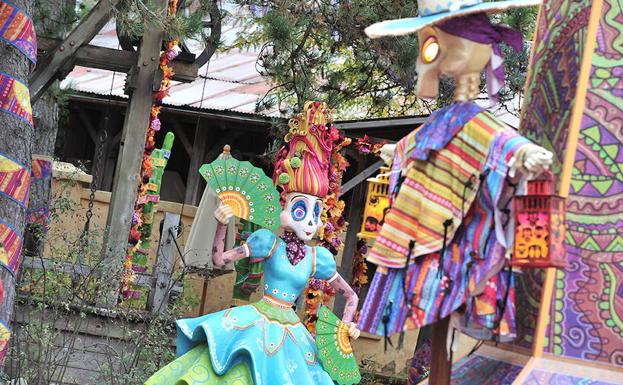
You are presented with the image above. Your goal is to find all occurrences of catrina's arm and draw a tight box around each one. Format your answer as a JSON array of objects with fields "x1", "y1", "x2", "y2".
[
  {"x1": 329, "y1": 273, "x2": 361, "y2": 339},
  {"x1": 212, "y1": 204, "x2": 248, "y2": 267}
]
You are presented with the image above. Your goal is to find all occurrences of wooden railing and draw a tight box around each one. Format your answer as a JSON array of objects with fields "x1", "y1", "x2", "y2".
[{"x1": 21, "y1": 211, "x2": 183, "y2": 315}]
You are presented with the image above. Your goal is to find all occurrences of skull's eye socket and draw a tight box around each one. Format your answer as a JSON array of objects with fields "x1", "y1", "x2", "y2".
[{"x1": 421, "y1": 36, "x2": 439, "y2": 63}]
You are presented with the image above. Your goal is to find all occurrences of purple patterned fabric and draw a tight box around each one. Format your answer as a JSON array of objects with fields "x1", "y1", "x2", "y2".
[
  {"x1": 437, "y1": 13, "x2": 523, "y2": 101},
  {"x1": 280, "y1": 231, "x2": 306, "y2": 265}
]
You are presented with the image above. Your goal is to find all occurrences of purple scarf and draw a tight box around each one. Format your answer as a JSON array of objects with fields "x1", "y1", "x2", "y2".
[
  {"x1": 281, "y1": 231, "x2": 307, "y2": 265},
  {"x1": 437, "y1": 13, "x2": 523, "y2": 102}
]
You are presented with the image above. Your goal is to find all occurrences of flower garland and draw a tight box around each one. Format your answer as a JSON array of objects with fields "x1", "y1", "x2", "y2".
[
  {"x1": 351, "y1": 239, "x2": 368, "y2": 295},
  {"x1": 303, "y1": 133, "x2": 384, "y2": 334},
  {"x1": 121, "y1": 0, "x2": 181, "y2": 299}
]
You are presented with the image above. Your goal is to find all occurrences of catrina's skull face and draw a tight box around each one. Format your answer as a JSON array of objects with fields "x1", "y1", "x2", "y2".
[
  {"x1": 416, "y1": 26, "x2": 492, "y2": 99},
  {"x1": 280, "y1": 193, "x2": 324, "y2": 242}
]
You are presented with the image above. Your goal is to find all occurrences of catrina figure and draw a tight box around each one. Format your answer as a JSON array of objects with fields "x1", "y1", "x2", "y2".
[
  {"x1": 357, "y1": 0, "x2": 554, "y2": 374},
  {"x1": 145, "y1": 102, "x2": 360, "y2": 385}
]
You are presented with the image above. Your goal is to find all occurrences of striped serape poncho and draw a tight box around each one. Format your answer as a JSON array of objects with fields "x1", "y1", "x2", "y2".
[{"x1": 359, "y1": 103, "x2": 531, "y2": 340}]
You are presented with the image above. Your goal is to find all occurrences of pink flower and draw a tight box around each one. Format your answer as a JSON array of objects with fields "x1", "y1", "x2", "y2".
[
  {"x1": 329, "y1": 126, "x2": 340, "y2": 141},
  {"x1": 150, "y1": 118, "x2": 161, "y2": 131}
]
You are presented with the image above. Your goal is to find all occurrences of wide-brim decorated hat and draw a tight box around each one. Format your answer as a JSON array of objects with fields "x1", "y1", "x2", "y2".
[{"x1": 365, "y1": 0, "x2": 541, "y2": 38}]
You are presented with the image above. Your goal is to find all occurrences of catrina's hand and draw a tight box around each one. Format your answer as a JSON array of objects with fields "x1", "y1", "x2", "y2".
[
  {"x1": 215, "y1": 203, "x2": 234, "y2": 225},
  {"x1": 508, "y1": 144, "x2": 553, "y2": 179},
  {"x1": 347, "y1": 322, "x2": 361, "y2": 340}
]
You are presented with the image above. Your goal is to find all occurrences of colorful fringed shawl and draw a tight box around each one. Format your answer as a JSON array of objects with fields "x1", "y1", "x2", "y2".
[
  {"x1": 359, "y1": 109, "x2": 530, "y2": 340},
  {"x1": 369, "y1": 106, "x2": 508, "y2": 268}
]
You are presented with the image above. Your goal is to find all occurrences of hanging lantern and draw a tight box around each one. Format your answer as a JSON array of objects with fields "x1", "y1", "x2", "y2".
[
  {"x1": 359, "y1": 167, "x2": 391, "y2": 240},
  {"x1": 512, "y1": 171, "x2": 566, "y2": 268}
]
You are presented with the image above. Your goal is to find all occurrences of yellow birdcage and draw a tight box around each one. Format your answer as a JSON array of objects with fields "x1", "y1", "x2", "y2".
[{"x1": 359, "y1": 167, "x2": 391, "y2": 240}]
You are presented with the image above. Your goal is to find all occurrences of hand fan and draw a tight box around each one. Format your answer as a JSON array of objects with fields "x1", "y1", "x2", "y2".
[
  {"x1": 199, "y1": 158, "x2": 281, "y2": 231},
  {"x1": 315, "y1": 305, "x2": 362, "y2": 385}
]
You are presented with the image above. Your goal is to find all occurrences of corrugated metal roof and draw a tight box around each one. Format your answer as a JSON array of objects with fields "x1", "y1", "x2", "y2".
[
  {"x1": 61, "y1": 6, "x2": 522, "y2": 127},
  {"x1": 61, "y1": 7, "x2": 272, "y2": 116}
]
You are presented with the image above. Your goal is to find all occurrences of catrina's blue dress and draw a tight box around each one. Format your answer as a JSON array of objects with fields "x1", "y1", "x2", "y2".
[{"x1": 145, "y1": 229, "x2": 338, "y2": 385}]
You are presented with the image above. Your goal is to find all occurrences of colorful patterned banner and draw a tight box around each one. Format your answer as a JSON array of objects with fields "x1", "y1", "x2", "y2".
[
  {"x1": 450, "y1": 354, "x2": 522, "y2": 385},
  {"x1": 0, "y1": 1, "x2": 36, "y2": 64},
  {"x1": 0, "y1": 321, "x2": 10, "y2": 366},
  {"x1": 0, "y1": 219, "x2": 23, "y2": 274},
  {"x1": 30, "y1": 156, "x2": 52, "y2": 180},
  {"x1": 27, "y1": 156, "x2": 53, "y2": 227},
  {"x1": 0, "y1": 71, "x2": 33, "y2": 126},
  {"x1": 519, "y1": 0, "x2": 623, "y2": 368},
  {"x1": 523, "y1": 369, "x2": 620, "y2": 385},
  {"x1": 0, "y1": 151, "x2": 30, "y2": 208}
]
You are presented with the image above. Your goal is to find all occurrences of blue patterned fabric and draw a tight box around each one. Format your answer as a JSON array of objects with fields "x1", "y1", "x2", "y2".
[{"x1": 173, "y1": 229, "x2": 337, "y2": 385}]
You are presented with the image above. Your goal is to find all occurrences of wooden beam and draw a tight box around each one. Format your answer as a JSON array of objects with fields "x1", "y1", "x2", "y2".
[
  {"x1": 37, "y1": 37, "x2": 198, "y2": 83},
  {"x1": 339, "y1": 159, "x2": 384, "y2": 196},
  {"x1": 102, "y1": 0, "x2": 167, "y2": 270},
  {"x1": 335, "y1": 116, "x2": 428, "y2": 130},
  {"x1": 79, "y1": 109, "x2": 98, "y2": 143},
  {"x1": 69, "y1": 93, "x2": 281, "y2": 127},
  {"x1": 184, "y1": 121, "x2": 208, "y2": 205},
  {"x1": 29, "y1": 0, "x2": 122, "y2": 102},
  {"x1": 203, "y1": 131, "x2": 243, "y2": 163},
  {"x1": 170, "y1": 120, "x2": 194, "y2": 156}
]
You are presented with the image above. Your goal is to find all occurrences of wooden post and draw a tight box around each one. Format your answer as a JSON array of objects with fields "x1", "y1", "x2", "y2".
[
  {"x1": 102, "y1": 0, "x2": 167, "y2": 267},
  {"x1": 184, "y1": 120, "x2": 209, "y2": 205},
  {"x1": 333, "y1": 157, "x2": 367, "y2": 316},
  {"x1": 149, "y1": 212, "x2": 180, "y2": 314},
  {"x1": 429, "y1": 317, "x2": 452, "y2": 385}
]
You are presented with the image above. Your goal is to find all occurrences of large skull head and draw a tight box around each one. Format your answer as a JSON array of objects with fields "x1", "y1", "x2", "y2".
[
  {"x1": 280, "y1": 193, "x2": 324, "y2": 242},
  {"x1": 416, "y1": 26, "x2": 492, "y2": 99}
]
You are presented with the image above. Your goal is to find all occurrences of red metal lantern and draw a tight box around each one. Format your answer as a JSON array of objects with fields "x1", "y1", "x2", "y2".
[{"x1": 511, "y1": 171, "x2": 566, "y2": 268}]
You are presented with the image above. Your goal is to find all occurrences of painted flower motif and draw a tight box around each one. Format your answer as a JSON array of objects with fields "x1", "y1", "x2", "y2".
[
  {"x1": 272, "y1": 288, "x2": 279, "y2": 295},
  {"x1": 282, "y1": 292, "x2": 288, "y2": 298},
  {"x1": 221, "y1": 317, "x2": 234, "y2": 332},
  {"x1": 256, "y1": 337, "x2": 263, "y2": 352},
  {"x1": 265, "y1": 284, "x2": 269, "y2": 290}
]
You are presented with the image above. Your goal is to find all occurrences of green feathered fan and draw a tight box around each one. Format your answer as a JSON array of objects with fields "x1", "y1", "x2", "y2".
[
  {"x1": 316, "y1": 305, "x2": 362, "y2": 385},
  {"x1": 199, "y1": 158, "x2": 280, "y2": 231}
]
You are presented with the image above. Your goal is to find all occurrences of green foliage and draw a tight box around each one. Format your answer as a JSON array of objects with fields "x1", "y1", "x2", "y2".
[
  {"x1": 231, "y1": 1, "x2": 425, "y2": 119},
  {"x1": 115, "y1": 0, "x2": 222, "y2": 45},
  {"x1": 230, "y1": 2, "x2": 538, "y2": 120},
  {"x1": 10, "y1": 179, "x2": 199, "y2": 385},
  {"x1": 33, "y1": 0, "x2": 78, "y2": 39}
]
